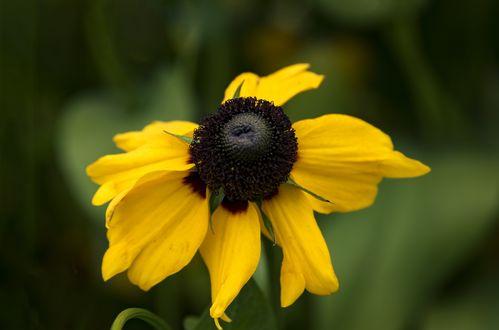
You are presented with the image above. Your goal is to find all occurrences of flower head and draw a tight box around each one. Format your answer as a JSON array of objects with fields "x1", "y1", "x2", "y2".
[
  {"x1": 190, "y1": 97, "x2": 297, "y2": 201},
  {"x1": 87, "y1": 64, "x2": 430, "y2": 328}
]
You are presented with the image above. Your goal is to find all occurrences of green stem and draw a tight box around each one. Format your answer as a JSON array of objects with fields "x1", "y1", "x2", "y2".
[
  {"x1": 111, "y1": 308, "x2": 171, "y2": 330},
  {"x1": 264, "y1": 239, "x2": 283, "y2": 328}
]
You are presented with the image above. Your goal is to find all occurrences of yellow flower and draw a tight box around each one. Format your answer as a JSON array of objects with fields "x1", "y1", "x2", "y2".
[{"x1": 87, "y1": 64, "x2": 430, "y2": 328}]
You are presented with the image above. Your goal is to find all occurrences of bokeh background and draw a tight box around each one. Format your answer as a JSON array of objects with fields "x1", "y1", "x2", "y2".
[{"x1": 1, "y1": 0, "x2": 499, "y2": 329}]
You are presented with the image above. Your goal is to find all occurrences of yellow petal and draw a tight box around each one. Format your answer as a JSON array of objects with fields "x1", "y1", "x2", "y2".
[
  {"x1": 223, "y1": 63, "x2": 324, "y2": 106},
  {"x1": 114, "y1": 120, "x2": 198, "y2": 152},
  {"x1": 104, "y1": 170, "x2": 167, "y2": 228},
  {"x1": 222, "y1": 73, "x2": 260, "y2": 101},
  {"x1": 86, "y1": 134, "x2": 193, "y2": 206},
  {"x1": 262, "y1": 184, "x2": 338, "y2": 307},
  {"x1": 102, "y1": 171, "x2": 209, "y2": 287},
  {"x1": 381, "y1": 151, "x2": 431, "y2": 178},
  {"x1": 292, "y1": 114, "x2": 430, "y2": 213},
  {"x1": 200, "y1": 202, "x2": 261, "y2": 323}
]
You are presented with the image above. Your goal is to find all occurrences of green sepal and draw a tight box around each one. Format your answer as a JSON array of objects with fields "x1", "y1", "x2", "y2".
[
  {"x1": 232, "y1": 80, "x2": 244, "y2": 99},
  {"x1": 163, "y1": 130, "x2": 192, "y2": 144},
  {"x1": 209, "y1": 192, "x2": 224, "y2": 233},
  {"x1": 287, "y1": 178, "x2": 332, "y2": 203},
  {"x1": 110, "y1": 307, "x2": 172, "y2": 330},
  {"x1": 259, "y1": 204, "x2": 276, "y2": 245},
  {"x1": 255, "y1": 199, "x2": 276, "y2": 244},
  {"x1": 262, "y1": 213, "x2": 277, "y2": 245}
]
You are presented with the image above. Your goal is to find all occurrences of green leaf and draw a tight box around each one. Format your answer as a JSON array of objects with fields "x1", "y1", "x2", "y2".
[
  {"x1": 111, "y1": 308, "x2": 172, "y2": 330},
  {"x1": 191, "y1": 279, "x2": 277, "y2": 330},
  {"x1": 312, "y1": 151, "x2": 499, "y2": 330}
]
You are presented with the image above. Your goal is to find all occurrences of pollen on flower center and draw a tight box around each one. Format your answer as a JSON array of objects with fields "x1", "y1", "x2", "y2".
[{"x1": 189, "y1": 97, "x2": 298, "y2": 202}]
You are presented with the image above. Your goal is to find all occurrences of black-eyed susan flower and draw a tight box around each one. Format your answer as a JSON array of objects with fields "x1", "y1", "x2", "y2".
[{"x1": 87, "y1": 64, "x2": 430, "y2": 328}]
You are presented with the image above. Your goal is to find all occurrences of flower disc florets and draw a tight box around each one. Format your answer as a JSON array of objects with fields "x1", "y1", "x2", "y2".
[{"x1": 189, "y1": 97, "x2": 298, "y2": 201}]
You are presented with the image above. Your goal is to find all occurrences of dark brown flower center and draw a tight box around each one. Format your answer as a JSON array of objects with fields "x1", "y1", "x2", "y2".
[{"x1": 189, "y1": 97, "x2": 297, "y2": 202}]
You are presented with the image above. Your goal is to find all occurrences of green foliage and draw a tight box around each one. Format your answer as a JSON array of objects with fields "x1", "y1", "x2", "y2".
[
  {"x1": 423, "y1": 269, "x2": 499, "y2": 330},
  {"x1": 312, "y1": 151, "x2": 499, "y2": 330},
  {"x1": 189, "y1": 279, "x2": 277, "y2": 330},
  {"x1": 315, "y1": 0, "x2": 428, "y2": 25}
]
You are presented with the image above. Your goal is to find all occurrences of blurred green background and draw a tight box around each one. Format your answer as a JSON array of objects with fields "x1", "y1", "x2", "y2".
[{"x1": 1, "y1": 0, "x2": 498, "y2": 329}]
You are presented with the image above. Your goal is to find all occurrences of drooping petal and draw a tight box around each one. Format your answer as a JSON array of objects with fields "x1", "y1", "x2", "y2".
[
  {"x1": 86, "y1": 133, "x2": 193, "y2": 206},
  {"x1": 102, "y1": 171, "x2": 209, "y2": 289},
  {"x1": 200, "y1": 202, "x2": 261, "y2": 324},
  {"x1": 114, "y1": 120, "x2": 198, "y2": 151},
  {"x1": 223, "y1": 63, "x2": 324, "y2": 106},
  {"x1": 262, "y1": 184, "x2": 339, "y2": 307},
  {"x1": 292, "y1": 114, "x2": 430, "y2": 213},
  {"x1": 104, "y1": 171, "x2": 166, "y2": 229}
]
